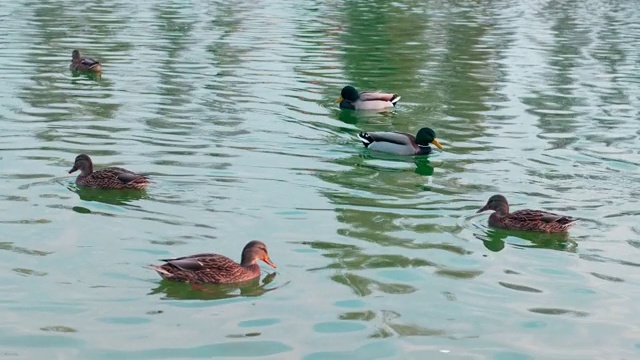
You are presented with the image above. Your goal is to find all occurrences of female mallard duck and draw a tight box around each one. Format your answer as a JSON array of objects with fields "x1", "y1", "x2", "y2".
[
  {"x1": 70, "y1": 50, "x2": 102, "y2": 72},
  {"x1": 357, "y1": 127, "x2": 444, "y2": 155},
  {"x1": 150, "y1": 241, "x2": 276, "y2": 284},
  {"x1": 336, "y1": 85, "x2": 400, "y2": 110},
  {"x1": 68, "y1": 154, "x2": 150, "y2": 190},
  {"x1": 477, "y1": 195, "x2": 578, "y2": 233}
]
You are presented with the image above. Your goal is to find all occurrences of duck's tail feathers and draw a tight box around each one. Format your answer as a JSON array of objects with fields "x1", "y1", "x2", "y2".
[
  {"x1": 390, "y1": 95, "x2": 401, "y2": 106},
  {"x1": 357, "y1": 132, "x2": 373, "y2": 147},
  {"x1": 147, "y1": 264, "x2": 171, "y2": 277}
]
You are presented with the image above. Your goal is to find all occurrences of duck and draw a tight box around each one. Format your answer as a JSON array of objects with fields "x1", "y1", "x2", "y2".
[
  {"x1": 336, "y1": 85, "x2": 400, "y2": 110},
  {"x1": 357, "y1": 127, "x2": 444, "y2": 155},
  {"x1": 70, "y1": 50, "x2": 102, "y2": 72},
  {"x1": 68, "y1": 154, "x2": 150, "y2": 190},
  {"x1": 149, "y1": 241, "x2": 277, "y2": 284},
  {"x1": 477, "y1": 194, "x2": 578, "y2": 233}
]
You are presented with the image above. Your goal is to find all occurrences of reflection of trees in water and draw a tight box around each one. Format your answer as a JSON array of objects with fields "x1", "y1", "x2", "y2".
[
  {"x1": 521, "y1": 2, "x2": 586, "y2": 148},
  {"x1": 475, "y1": 227, "x2": 577, "y2": 252},
  {"x1": 336, "y1": 0, "x2": 430, "y2": 90},
  {"x1": 71, "y1": 185, "x2": 149, "y2": 206},
  {"x1": 297, "y1": 3, "x2": 552, "y2": 310},
  {"x1": 147, "y1": 2, "x2": 198, "y2": 123},
  {"x1": 18, "y1": 3, "x2": 122, "y2": 130},
  {"x1": 148, "y1": 272, "x2": 278, "y2": 300}
]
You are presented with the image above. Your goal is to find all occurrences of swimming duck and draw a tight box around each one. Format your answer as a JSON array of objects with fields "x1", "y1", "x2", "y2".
[
  {"x1": 336, "y1": 85, "x2": 400, "y2": 110},
  {"x1": 357, "y1": 127, "x2": 444, "y2": 155},
  {"x1": 150, "y1": 241, "x2": 276, "y2": 284},
  {"x1": 70, "y1": 50, "x2": 102, "y2": 72},
  {"x1": 477, "y1": 195, "x2": 577, "y2": 233},
  {"x1": 68, "y1": 154, "x2": 150, "y2": 190}
]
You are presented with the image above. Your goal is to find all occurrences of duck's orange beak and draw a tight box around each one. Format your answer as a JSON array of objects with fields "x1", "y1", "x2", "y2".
[
  {"x1": 431, "y1": 139, "x2": 444, "y2": 150},
  {"x1": 335, "y1": 96, "x2": 344, "y2": 103},
  {"x1": 263, "y1": 256, "x2": 276, "y2": 268}
]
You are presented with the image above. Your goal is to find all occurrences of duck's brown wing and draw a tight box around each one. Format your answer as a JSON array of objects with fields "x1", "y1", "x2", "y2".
[
  {"x1": 160, "y1": 253, "x2": 249, "y2": 283},
  {"x1": 160, "y1": 253, "x2": 219, "y2": 271},
  {"x1": 163, "y1": 254, "x2": 237, "y2": 272},
  {"x1": 507, "y1": 209, "x2": 577, "y2": 231},
  {"x1": 116, "y1": 172, "x2": 148, "y2": 184},
  {"x1": 510, "y1": 209, "x2": 575, "y2": 223},
  {"x1": 81, "y1": 58, "x2": 100, "y2": 67},
  {"x1": 161, "y1": 256, "x2": 203, "y2": 271},
  {"x1": 160, "y1": 253, "x2": 216, "y2": 262},
  {"x1": 540, "y1": 213, "x2": 569, "y2": 224},
  {"x1": 95, "y1": 167, "x2": 148, "y2": 185}
]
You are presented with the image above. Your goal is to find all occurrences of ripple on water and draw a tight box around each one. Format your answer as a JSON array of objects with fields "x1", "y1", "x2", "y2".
[
  {"x1": 304, "y1": 342, "x2": 397, "y2": 360},
  {"x1": 498, "y1": 282, "x2": 543, "y2": 294},
  {"x1": 88, "y1": 341, "x2": 293, "y2": 359},
  {"x1": 238, "y1": 318, "x2": 280, "y2": 328},
  {"x1": 314, "y1": 321, "x2": 367, "y2": 334},
  {"x1": 527, "y1": 308, "x2": 589, "y2": 317}
]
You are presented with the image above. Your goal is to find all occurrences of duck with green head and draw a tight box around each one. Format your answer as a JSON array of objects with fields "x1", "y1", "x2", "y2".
[
  {"x1": 357, "y1": 127, "x2": 444, "y2": 155},
  {"x1": 336, "y1": 85, "x2": 400, "y2": 110},
  {"x1": 69, "y1": 154, "x2": 150, "y2": 190},
  {"x1": 149, "y1": 241, "x2": 277, "y2": 284},
  {"x1": 477, "y1": 195, "x2": 578, "y2": 233},
  {"x1": 70, "y1": 50, "x2": 102, "y2": 72}
]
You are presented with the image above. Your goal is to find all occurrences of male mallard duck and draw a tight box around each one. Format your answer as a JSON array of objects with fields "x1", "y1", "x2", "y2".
[
  {"x1": 336, "y1": 85, "x2": 400, "y2": 110},
  {"x1": 357, "y1": 127, "x2": 444, "y2": 155},
  {"x1": 68, "y1": 154, "x2": 150, "y2": 190},
  {"x1": 477, "y1": 195, "x2": 578, "y2": 233},
  {"x1": 150, "y1": 241, "x2": 276, "y2": 284},
  {"x1": 70, "y1": 50, "x2": 102, "y2": 72}
]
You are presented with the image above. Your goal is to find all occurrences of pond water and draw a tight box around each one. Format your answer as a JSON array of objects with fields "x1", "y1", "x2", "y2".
[{"x1": 0, "y1": 0, "x2": 639, "y2": 359}]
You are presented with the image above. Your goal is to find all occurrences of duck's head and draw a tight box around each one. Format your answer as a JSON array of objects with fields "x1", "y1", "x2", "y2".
[
  {"x1": 416, "y1": 127, "x2": 444, "y2": 149},
  {"x1": 69, "y1": 154, "x2": 93, "y2": 175},
  {"x1": 336, "y1": 85, "x2": 359, "y2": 103},
  {"x1": 477, "y1": 194, "x2": 509, "y2": 214},
  {"x1": 241, "y1": 241, "x2": 276, "y2": 268},
  {"x1": 72, "y1": 50, "x2": 81, "y2": 60}
]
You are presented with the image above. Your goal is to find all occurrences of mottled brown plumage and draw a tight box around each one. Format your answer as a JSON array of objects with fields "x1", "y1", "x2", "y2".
[
  {"x1": 150, "y1": 241, "x2": 276, "y2": 284},
  {"x1": 68, "y1": 154, "x2": 150, "y2": 190},
  {"x1": 70, "y1": 50, "x2": 102, "y2": 72},
  {"x1": 477, "y1": 194, "x2": 577, "y2": 233}
]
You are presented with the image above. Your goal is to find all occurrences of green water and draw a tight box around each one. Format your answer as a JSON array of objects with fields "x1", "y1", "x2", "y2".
[{"x1": 1, "y1": 0, "x2": 639, "y2": 359}]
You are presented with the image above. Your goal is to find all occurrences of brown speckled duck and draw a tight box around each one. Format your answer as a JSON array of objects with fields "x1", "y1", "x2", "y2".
[
  {"x1": 70, "y1": 50, "x2": 102, "y2": 72},
  {"x1": 336, "y1": 85, "x2": 400, "y2": 110},
  {"x1": 477, "y1": 195, "x2": 577, "y2": 233},
  {"x1": 68, "y1": 154, "x2": 150, "y2": 190},
  {"x1": 150, "y1": 241, "x2": 276, "y2": 284}
]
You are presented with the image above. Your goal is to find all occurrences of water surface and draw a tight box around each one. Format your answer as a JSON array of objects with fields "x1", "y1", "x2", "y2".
[{"x1": 1, "y1": 0, "x2": 639, "y2": 359}]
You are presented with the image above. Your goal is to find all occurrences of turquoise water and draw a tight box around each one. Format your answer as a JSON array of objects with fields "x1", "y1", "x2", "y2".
[{"x1": 1, "y1": 0, "x2": 639, "y2": 359}]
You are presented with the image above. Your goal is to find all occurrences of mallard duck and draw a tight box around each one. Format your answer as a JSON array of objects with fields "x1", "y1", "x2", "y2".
[
  {"x1": 336, "y1": 85, "x2": 400, "y2": 110},
  {"x1": 70, "y1": 50, "x2": 102, "y2": 72},
  {"x1": 477, "y1": 195, "x2": 578, "y2": 233},
  {"x1": 357, "y1": 127, "x2": 444, "y2": 155},
  {"x1": 150, "y1": 241, "x2": 276, "y2": 284},
  {"x1": 68, "y1": 154, "x2": 150, "y2": 190}
]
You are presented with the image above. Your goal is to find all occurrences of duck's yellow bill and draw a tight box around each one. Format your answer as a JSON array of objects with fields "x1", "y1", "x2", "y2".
[
  {"x1": 263, "y1": 256, "x2": 277, "y2": 268},
  {"x1": 431, "y1": 139, "x2": 444, "y2": 149},
  {"x1": 335, "y1": 96, "x2": 344, "y2": 103}
]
